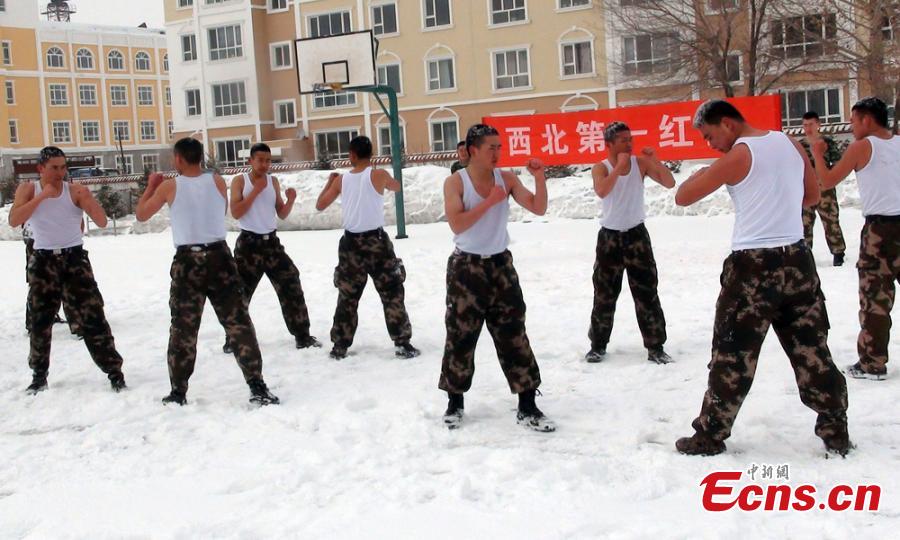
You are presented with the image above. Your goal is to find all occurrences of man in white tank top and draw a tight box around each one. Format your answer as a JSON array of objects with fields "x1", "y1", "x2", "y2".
[
  {"x1": 438, "y1": 123, "x2": 555, "y2": 432},
  {"x1": 221, "y1": 142, "x2": 320, "y2": 354},
  {"x1": 587, "y1": 122, "x2": 676, "y2": 365},
  {"x1": 674, "y1": 100, "x2": 850, "y2": 457},
  {"x1": 136, "y1": 138, "x2": 280, "y2": 406},
  {"x1": 315, "y1": 135, "x2": 419, "y2": 360},
  {"x1": 811, "y1": 97, "x2": 900, "y2": 381},
  {"x1": 8, "y1": 146, "x2": 126, "y2": 394}
]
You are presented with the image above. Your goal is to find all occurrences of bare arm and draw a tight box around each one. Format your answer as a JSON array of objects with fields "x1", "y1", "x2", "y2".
[
  {"x1": 675, "y1": 145, "x2": 751, "y2": 206},
  {"x1": 814, "y1": 139, "x2": 869, "y2": 190},
  {"x1": 273, "y1": 177, "x2": 297, "y2": 220},
  {"x1": 638, "y1": 149, "x2": 676, "y2": 189},
  {"x1": 507, "y1": 159, "x2": 548, "y2": 216},
  {"x1": 593, "y1": 154, "x2": 629, "y2": 198},
  {"x1": 372, "y1": 168, "x2": 401, "y2": 193},
  {"x1": 316, "y1": 172, "x2": 342, "y2": 211},
  {"x1": 444, "y1": 174, "x2": 508, "y2": 235},
  {"x1": 8, "y1": 182, "x2": 42, "y2": 227},
  {"x1": 230, "y1": 174, "x2": 268, "y2": 219},
  {"x1": 136, "y1": 173, "x2": 174, "y2": 222},
  {"x1": 72, "y1": 184, "x2": 108, "y2": 228},
  {"x1": 213, "y1": 174, "x2": 228, "y2": 214}
]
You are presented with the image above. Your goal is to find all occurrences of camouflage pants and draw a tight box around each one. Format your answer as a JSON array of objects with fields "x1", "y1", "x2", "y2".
[
  {"x1": 168, "y1": 242, "x2": 264, "y2": 394},
  {"x1": 234, "y1": 231, "x2": 311, "y2": 339},
  {"x1": 589, "y1": 224, "x2": 667, "y2": 351},
  {"x1": 24, "y1": 238, "x2": 80, "y2": 335},
  {"x1": 27, "y1": 246, "x2": 123, "y2": 379},
  {"x1": 856, "y1": 218, "x2": 900, "y2": 373},
  {"x1": 692, "y1": 242, "x2": 848, "y2": 443},
  {"x1": 803, "y1": 188, "x2": 846, "y2": 255},
  {"x1": 439, "y1": 250, "x2": 541, "y2": 394},
  {"x1": 331, "y1": 229, "x2": 412, "y2": 349}
]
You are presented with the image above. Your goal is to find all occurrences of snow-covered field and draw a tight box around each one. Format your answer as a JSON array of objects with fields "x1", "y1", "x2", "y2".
[{"x1": 0, "y1": 207, "x2": 896, "y2": 538}]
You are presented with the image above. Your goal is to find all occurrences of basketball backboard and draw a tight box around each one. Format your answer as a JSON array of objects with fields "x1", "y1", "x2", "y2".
[{"x1": 295, "y1": 30, "x2": 377, "y2": 94}]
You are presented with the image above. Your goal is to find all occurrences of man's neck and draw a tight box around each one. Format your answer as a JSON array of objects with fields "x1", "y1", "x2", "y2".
[
  {"x1": 467, "y1": 162, "x2": 494, "y2": 183},
  {"x1": 350, "y1": 161, "x2": 371, "y2": 173},
  {"x1": 870, "y1": 127, "x2": 893, "y2": 139},
  {"x1": 40, "y1": 177, "x2": 62, "y2": 188},
  {"x1": 180, "y1": 166, "x2": 203, "y2": 177},
  {"x1": 250, "y1": 169, "x2": 267, "y2": 180}
]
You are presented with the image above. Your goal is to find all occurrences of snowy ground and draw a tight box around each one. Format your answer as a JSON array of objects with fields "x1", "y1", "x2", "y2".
[{"x1": 0, "y1": 209, "x2": 897, "y2": 538}]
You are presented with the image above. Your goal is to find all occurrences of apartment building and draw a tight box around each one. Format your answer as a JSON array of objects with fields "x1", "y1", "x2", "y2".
[
  {"x1": 165, "y1": 0, "x2": 896, "y2": 166},
  {"x1": 0, "y1": 1, "x2": 174, "y2": 177},
  {"x1": 165, "y1": 0, "x2": 610, "y2": 164}
]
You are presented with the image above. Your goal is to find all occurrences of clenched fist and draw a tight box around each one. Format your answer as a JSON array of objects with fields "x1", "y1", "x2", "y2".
[{"x1": 486, "y1": 185, "x2": 508, "y2": 206}]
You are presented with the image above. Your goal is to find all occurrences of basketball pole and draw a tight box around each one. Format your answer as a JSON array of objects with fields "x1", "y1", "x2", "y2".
[{"x1": 364, "y1": 85, "x2": 408, "y2": 239}]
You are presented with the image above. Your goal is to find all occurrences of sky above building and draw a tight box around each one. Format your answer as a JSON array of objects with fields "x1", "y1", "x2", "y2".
[{"x1": 36, "y1": 0, "x2": 165, "y2": 28}]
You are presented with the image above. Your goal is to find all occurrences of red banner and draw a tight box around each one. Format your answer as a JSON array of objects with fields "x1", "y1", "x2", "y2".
[{"x1": 483, "y1": 95, "x2": 782, "y2": 166}]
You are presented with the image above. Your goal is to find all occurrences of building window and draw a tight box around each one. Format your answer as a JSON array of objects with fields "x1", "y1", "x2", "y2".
[
  {"x1": 115, "y1": 154, "x2": 133, "y2": 174},
  {"x1": 108, "y1": 50, "x2": 125, "y2": 70},
  {"x1": 137, "y1": 85, "x2": 154, "y2": 106},
  {"x1": 373, "y1": 3, "x2": 399, "y2": 36},
  {"x1": 0, "y1": 0, "x2": 6, "y2": 12},
  {"x1": 9, "y1": 120, "x2": 19, "y2": 144},
  {"x1": 46, "y1": 47, "x2": 65, "y2": 68},
  {"x1": 163, "y1": 54, "x2": 169, "y2": 72},
  {"x1": 52, "y1": 121, "x2": 72, "y2": 143},
  {"x1": 623, "y1": 34, "x2": 675, "y2": 75},
  {"x1": 313, "y1": 90, "x2": 356, "y2": 109},
  {"x1": 423, "y1": 0, "x2": 452, "y2": 28},
  {"x1": 377, "y1": 63, "x2": 402, "y2": 94},
  {"x1": 269, "y1": 0, "x2": 288, "y2": 10},
  {"x1": 771, "y1": 14, "x2": 837, "y2": 59},
  {"x1": 781, "y1": 88, "x2": 841, "y2": 127},
  {"x1": 142, "y1": 154, "x2": 159, "y2": 172},
  {"x1": 178, "y1": 0, "x2": 194, "y2": 7},
  {"x1": 490, "y1": 0, "x2": 526, "y2": 26},
  {"x1": 724, "y1": 53, "x2": 741, "y2": 82},
  {"x1": 76, "y1": 48, "x2": 94, "y2": 70},
  {"x1": 5, "y1": 80, "x2": 14, "y2": 104},
  {"x1": 708, "y1": 0, "x2": 739, "y2": 12},
  {"x1": 274, "y1": 100, "x2": 297, "y2": 127},
  {"x1": 110, "y1": 85, "x2": 128, "y2": 106},
  {"x1": 168, "y1": 120, "x2": 175, "y2": 139},
  {"x1": 561, "y1": 40, "x2": 593, "y2": 77},
  {"x1": 215, "y1": 139, "x2": 251, "y2": 167},
  {"x1": 883, "y1": 11, "x2": 896, "y2": 41},
  {"x1": 315, "y1": 130, "x2": 359, "y2": 159},
  {"x1": 270, "y1": 42, "x2": 293, "y2": 70},
  {"x1": 205, "y1": 0, "x2": 235, "y2": 4},
  {"x1": 308, "y1": 11, "x2": 352, "y2": 37},
  {"x1": 82, "y1": 121, "x2": 101, "y2": 143},
  {"x1": 165, "y1": 86, "x2": 172, "y2": 106},
  {"x1": 559, "y1": 0, "x2": 590, "y2": 9},
  {"x1": 430, "y1": 119, "x2": 458, "y2": 151},
  {"x1": 1, "y1": 42, "x2": 11, "y2": 65},
  {"x1": 112, "y1": 120, "x2": 131, "y2": 142},
  {"x1": 49, "y1": 83, "x2": 69, "y2": 106},
  {"x1": 79, "y1": 84, "x2": 98, "y2": 106},
  {"x1": 208, "y1": 25, "x2": 243, "y2": 61},
  {"x1": 377, "y1": 124, "x2": 405, "y2": 156},
  {"x1": 493, "y1": 49, "x2": 530, "y2": 90},
  {"x1": 182, "y1": 34, "x2": 198, "y2": 62},
  {"x1": 140, "y1": 121, "x2": 157, "y2": 141},
  {"x1": 212, "y1": 81, "x2": 247, "y2": 117},
  {"x1": 427, "y1": 57, "x2": 455, "y2": 91},
  {"x1": 185, "y1": 88, "x2": 202, "y2": 116}
]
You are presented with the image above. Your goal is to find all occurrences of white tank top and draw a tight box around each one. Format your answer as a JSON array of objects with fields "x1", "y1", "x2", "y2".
[
  {"x1": 30, "y1": 181, "x2": 83, "y2": 250},
  {"x1": 856, "y1": 135, "x2": 900, "y2": 217},
  {"x1": 454, "y1": 168, "x2": 510, "y2": 256},
  {"x1": 341, "y1": 167, "x2": 385, "y2": 233},
  {"x1": 170, "y1": 172, "x2": 227, "y2": 247},
  {"x1": 237, "y1": 173, "x2": 277, "y2": 234},
  {"x1": 728, "y1": 131, "x2": 804, "y2": 250},
  {"x1": 600, "y1": 156, "x2": 645, "y2": 231}
]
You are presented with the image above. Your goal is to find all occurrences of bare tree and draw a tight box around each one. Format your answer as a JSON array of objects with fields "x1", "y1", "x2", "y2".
[{"x1": 601, "y1": 0, "x2": 895, "y2": 103}]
